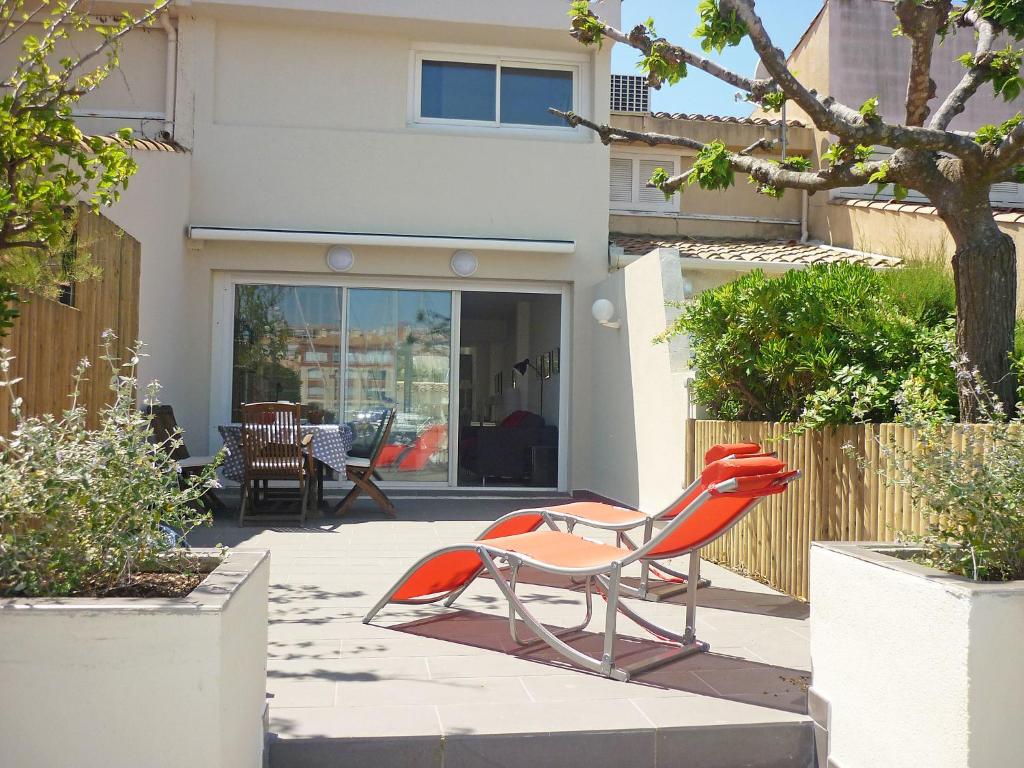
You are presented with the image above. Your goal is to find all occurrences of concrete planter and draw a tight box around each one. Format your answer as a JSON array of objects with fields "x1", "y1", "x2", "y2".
[
  {"x1": 809, "y1": 542, "x2": 1024, "y2": 768},
  {"x1": 0, "y1": 549, "x2": 270, "y2": 768}
]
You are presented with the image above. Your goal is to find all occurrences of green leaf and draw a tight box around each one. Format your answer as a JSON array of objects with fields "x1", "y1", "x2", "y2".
[
  {"x1": 859, "y1": 97, "x2": 881, "y2": 122},
  {"x1": 692, "y1": 0, "x2": 747, "y2": 53},
  {"x1": 688, "y1": 141, "x2": 735, "y2": 191}
]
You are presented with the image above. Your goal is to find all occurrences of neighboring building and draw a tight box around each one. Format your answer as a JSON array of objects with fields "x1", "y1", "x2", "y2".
[{"x1": 763, "y1": 0, "x2": 1022, "y2": 133}]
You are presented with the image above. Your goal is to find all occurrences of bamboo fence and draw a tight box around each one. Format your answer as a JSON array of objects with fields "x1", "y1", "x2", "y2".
[
  {"x1": 0, "y1": 208, "x2": 140, "y2": 433},
  {"x1": 686, "y1": 419, "x2": 933, "y2": 600}
]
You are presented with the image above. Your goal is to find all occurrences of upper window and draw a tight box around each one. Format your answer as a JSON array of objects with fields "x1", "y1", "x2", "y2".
[
  {"x1": 610, "y1": 154, "x2": 680, "y2": 213},
  {"x1": 421, "y1": 61, "x2": 497, "y2": 122},
  {"x1": 416, "y1": 56, "x2": 575, "y2": 128}
]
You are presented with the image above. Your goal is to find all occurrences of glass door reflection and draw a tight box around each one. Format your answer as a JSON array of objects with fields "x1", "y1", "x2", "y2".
[
  {"x1": 345, "y1": 289, "x2": 452, "y2": 483},
  {"x1": 230, "y1": 284, "x2": 343, "y2": 423}
]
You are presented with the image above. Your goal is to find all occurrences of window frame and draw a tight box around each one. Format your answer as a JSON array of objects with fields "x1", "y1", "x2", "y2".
[
  {"x1": 609, "y1": 151, "x2": 681, "y2": 213},
  {"x1": 412, "y1": 51, "x2": 580, "y2": 132}
]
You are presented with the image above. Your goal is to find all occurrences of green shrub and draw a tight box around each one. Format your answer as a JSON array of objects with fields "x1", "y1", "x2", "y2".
[
  {"x1": 660, "y1": 263, "x2": 957, "y2": 424},
  {"x1": 0, "y1": 334, "x2": 218, "y2": 597},
  {"x1": 877, "y1": 258, "x2": 955, "y2": 325}
]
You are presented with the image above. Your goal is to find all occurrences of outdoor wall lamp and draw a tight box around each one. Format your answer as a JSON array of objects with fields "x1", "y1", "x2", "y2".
[
  {"x1": 591, "y1": 298, "x2": 620, "y2": 329},
  {"x1": 451, "y1": 249, "x2": 478, "y2": 277},
  {"x1": 326, "y1": 245, "x2": 355, "y2": 272}
]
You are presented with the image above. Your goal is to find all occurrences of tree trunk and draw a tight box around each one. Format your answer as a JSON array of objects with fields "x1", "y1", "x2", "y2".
[{"x1": 943, "y1": 206, "x2": 1018, "y2": 420}]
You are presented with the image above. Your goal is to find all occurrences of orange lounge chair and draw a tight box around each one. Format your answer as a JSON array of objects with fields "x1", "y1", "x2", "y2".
[
  {"x1": 365, "y1": 456, "x2": 798, "y2": 681},
  {"x1": 475, "y1": 442, "x2": 767, "y2": 601}
]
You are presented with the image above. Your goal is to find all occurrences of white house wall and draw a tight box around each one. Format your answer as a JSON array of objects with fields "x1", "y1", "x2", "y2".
[
  {"x1": 587, "y1": 249, "x2": 690, "y2": 508},
  {"x1": 99, "y1": 151, "x2": 199, "y2": 436}
]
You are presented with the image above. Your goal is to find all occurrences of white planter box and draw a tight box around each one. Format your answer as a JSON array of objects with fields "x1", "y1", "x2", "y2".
[
  {"x1": 0, "y1": 549, "x2": 270, "y2": 768},
  {"x1": 809, "y1": 542, "x2": 1024, "y2": 768}
]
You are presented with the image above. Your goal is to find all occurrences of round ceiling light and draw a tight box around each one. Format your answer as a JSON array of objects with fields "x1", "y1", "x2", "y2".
[
  {"x1": 326, "y1": 245, "x2": 355, "y2": 272},
  {"x1": 451, "y1": 249, "x2": 478, "y2": 277}
]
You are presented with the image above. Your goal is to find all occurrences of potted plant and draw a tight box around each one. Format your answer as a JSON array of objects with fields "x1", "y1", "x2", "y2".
[
  {"x1": 0, "y1": 334, "x2": 270, "y2": 768},
  {"x1": 809, "y1": 369, "x2": 1024, "y2": 768}
]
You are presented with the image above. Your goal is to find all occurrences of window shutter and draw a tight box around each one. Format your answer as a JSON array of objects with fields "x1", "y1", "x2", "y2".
[
  {"x1": 609, "y1": 157, "x2": 633, "y2": 203},
  {"x1": 638, "y1": 159, "x2": 674, "y2": 206},
  {"x1": 990, "y1": 181, "x2": 1024, "y2": 208}
]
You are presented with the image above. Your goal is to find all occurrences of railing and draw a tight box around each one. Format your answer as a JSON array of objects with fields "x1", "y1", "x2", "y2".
[
  {"x1": 0, "y1": 208, "x2": 140, "y2": 433},
  {"x1": 686, "y1": 419, "x2": 931, "y2": 600}
]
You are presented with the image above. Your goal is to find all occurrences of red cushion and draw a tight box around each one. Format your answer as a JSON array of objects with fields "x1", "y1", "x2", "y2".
[
  {"x1": 704, "y1": 443, "x2": 762, "y2": 464},
  {"x1": 500, "y1": 410, "x2": 531, "y2": 428},
  {"x1": 700, "y1": 456, "x2": 786, "y2": 487}
]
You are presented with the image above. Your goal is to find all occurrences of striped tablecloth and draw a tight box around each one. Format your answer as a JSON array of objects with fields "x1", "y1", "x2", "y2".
[{"x1": 217, "y1": 423, "x2": 354, "y2": 482}]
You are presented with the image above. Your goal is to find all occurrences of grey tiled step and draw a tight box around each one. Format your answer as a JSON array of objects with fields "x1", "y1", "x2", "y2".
[{"x1": 267, "y1": 721, "x2": 814, "y2": 768}]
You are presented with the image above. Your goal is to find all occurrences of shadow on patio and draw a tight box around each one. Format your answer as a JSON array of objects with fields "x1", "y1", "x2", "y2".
[{"x1": 389, "y1": 610, "x2": 809, "y2": 714}]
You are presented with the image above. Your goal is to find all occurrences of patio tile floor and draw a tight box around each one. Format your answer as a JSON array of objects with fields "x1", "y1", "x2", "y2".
[{"x1": 190, "y1": 495, "x2": 813, "y2": 768}]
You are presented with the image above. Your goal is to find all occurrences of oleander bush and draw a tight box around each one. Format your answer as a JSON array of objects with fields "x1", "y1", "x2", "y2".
[
  {"x1": 0, "y1": 333, "x2": 219, "y2": 597},
  {"x1": 661, "y1": 263, "x2": 958, "y2": 425}
]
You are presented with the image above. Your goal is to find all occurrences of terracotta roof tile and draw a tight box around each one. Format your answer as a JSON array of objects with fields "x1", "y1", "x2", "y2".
[
  {"x1": 80, "y1": 134, "x2": 185, "y2": 153},
  {"x1": 608, "y1": 234, "x2": 902, "y2": 268},
  {"x1": 831, "y1": 196, "x2": 1022, "y2": 219},
  {"x1": 645, "y1": 112, "x2": 805, "y2": 128}
]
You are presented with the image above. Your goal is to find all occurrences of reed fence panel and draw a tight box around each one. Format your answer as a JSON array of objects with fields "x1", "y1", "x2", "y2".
[
  {"x1": 687, "y1": 419, "x2": 929, "y2": 600},
  {"x1": 0, "y1": 209, "x2": 140, "y2": 433}
]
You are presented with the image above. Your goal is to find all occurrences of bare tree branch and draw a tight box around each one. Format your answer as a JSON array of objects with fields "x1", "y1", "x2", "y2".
[
  {"x1": 655, "y1": 138, "x2": 775, "y2": 190},
  {"x1": 590, "y1": 19, "x2": 773, "y2": 97},
  {"x1": 930, "y1": 10, "x2": 998, "y2": 130},
  {"x1": 895, "y1": 0, "x2": 951, "y2": 126},
  {"x1": 552, "y1": 110, "x2": 893, "y2": 195},
  {"x1": 719, "y1": 0, "x2": 984, "y2": 162},
  {"x1": 0, "y1": 239, "x2": 48, "y2": 251},
  {"x1": 990, "y1": 120, "x2": 1024, "y2": 173},
  {"x1": 0, "y1": 2, "x2": 50, "y2": 49}
]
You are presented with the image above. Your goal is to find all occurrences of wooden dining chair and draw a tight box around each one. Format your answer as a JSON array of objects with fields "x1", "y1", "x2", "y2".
[
  {"x1": 145, "y1": 404, "x2": 225, "y2": 513},
  {"x1": 335, "y1": 408, "x2": 397, "y2": 518},
  {"x1": 239, "y1": 402, "x2": 314, "y2": 526}
]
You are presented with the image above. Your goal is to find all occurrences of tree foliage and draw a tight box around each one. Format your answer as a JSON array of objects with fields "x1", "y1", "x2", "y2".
[
  {"x1": 0, "y1": 0, "x2": 168, "y2": 305},
  {"x1": 563, "y1": 0, "x2": 1024, "y2": 419},
  {"x1": 660, "y1": 264, "x2": 958, "y2": 425}
]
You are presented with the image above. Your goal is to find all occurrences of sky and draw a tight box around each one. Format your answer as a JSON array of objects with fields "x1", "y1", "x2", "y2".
[{"x1": 608, "y1": 0, "x2": 825, "y2": 117}]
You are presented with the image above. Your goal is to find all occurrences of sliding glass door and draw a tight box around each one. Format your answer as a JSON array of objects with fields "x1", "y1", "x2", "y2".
[
  {"x1": 224, "y1": 279, "x2": 564, "y2": 489},
  {"x1": 229, "y1": 283, "x2": 452, "y2": 484},
  {"x1": 230, "y1": 284, "x2": 344, "y2": 423},
  {"x1": 345, "y1": 289, "x2": 452, "y2": 484}
]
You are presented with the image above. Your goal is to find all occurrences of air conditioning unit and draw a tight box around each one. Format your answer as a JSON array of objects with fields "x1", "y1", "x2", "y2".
[{"x1": 611, "y1": 74, "x2": 649, "y2": 113}]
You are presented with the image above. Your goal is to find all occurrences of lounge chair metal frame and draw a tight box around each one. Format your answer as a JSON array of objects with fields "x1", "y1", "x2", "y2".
[
  {"x1": 510, "y1": 447, "x2": 775, "y2": 602},
  {"x1": 365, "y1": 469, "x2": 798, "y2": 681}
]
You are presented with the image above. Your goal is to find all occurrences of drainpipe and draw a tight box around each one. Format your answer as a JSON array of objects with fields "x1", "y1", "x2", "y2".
[
  {"x1": 779, "y1": 101, "x2": 788, "y2": 162},
  {"x1": 159, "y1": 13, "x2": 177, "y2": 139},
  {"x1": 800, "y1": 190, "x2": 809, "y2": 242}
]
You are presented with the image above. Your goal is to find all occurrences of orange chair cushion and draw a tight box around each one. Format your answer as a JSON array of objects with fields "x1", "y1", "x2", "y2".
[
  {"x1": 647, "y1": 457, "x2": 791, "y2": 558},
  {"x1": 700, "y1": 456, "x2": 785, "y2": 487},
  {"x1": 703, "y1": 442, "x2": 762, "y2": 464},
  {"x1": 483, "y1": 530, "x2": 630, "y2": 569},
  {"x1": 391, "y1": 512, "x2": 545, "y2": 601},
  {"x1": 538, "y1": 501, "x2": 647, "y2": 526}
]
